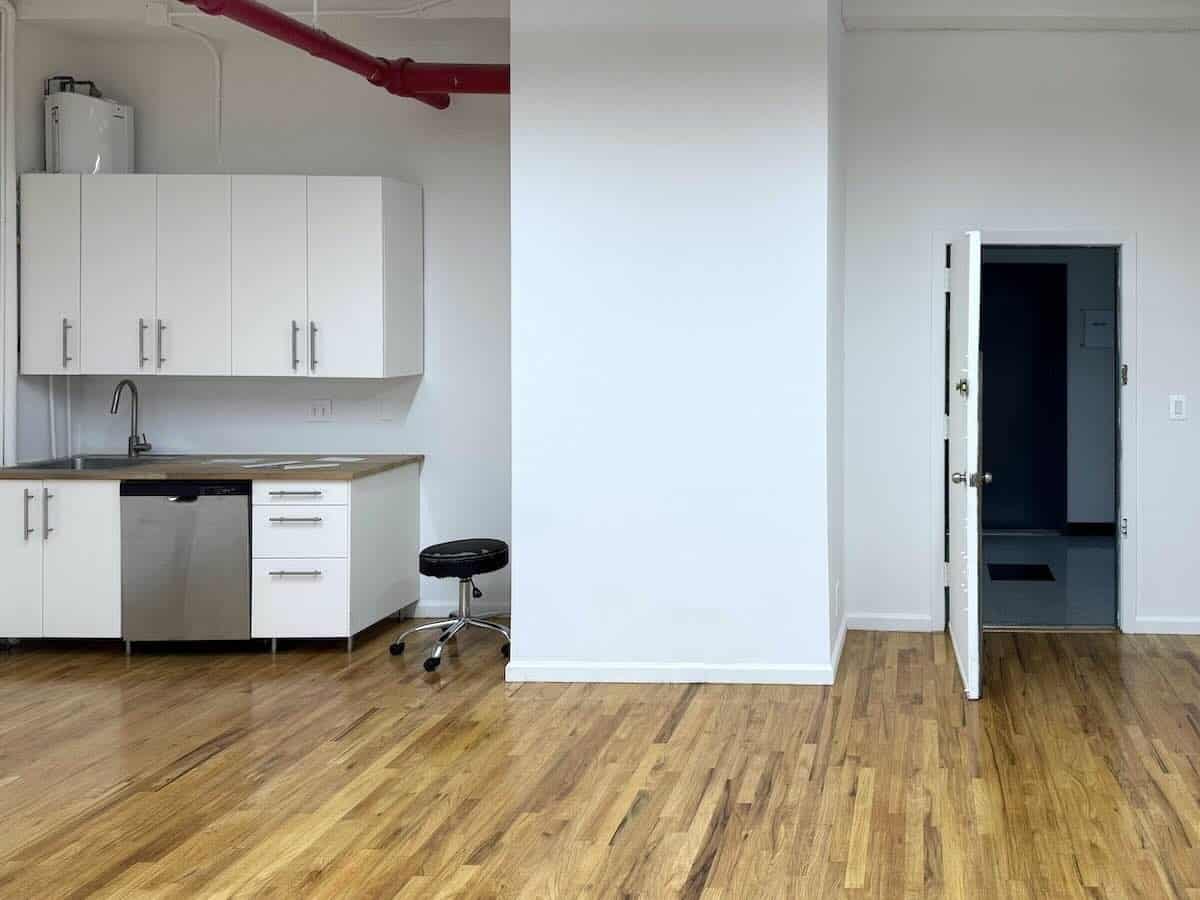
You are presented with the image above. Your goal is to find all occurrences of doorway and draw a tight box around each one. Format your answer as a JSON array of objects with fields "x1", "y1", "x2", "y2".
[{"x1": 951, "y1": 245, "x2": 1121, "y2": 630}]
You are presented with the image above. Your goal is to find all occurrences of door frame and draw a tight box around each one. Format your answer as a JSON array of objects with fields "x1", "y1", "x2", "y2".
[
  {"x1": 0, "y1": 2, "x2": 16, "y2": 467},
  {"x1": 929, "y1": 229, "x2": 1139, "y2": 634}
]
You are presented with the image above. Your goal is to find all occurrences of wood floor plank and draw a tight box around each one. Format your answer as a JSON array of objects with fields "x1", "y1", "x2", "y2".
[{"x1": 4, "y1": 628, "x2": 1200, "y2": 897}]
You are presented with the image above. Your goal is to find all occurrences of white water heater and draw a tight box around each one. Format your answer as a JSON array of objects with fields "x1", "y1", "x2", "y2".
[{"x1": 44, "y1": 91, "x2": 135, "y2": 174}]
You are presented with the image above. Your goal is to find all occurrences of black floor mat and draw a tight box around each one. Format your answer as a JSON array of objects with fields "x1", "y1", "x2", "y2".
[{"x1": 988, "y1": 563, "x2": 1055, "y2": 582}]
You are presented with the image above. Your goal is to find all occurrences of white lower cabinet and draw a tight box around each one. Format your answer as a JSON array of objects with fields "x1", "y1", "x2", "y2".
[
  {"x1": 0, "y1": 482, "x2": 45, "y2": 637},
  {"x1": 252, "y1": 559, "x2": 349, "y2": 638},
  {"x1": 0, "y1": 480, "x2": 121, "y2": 639},
  {"x1": 250, "y1": 466, "x2": 419, "y2": 641}
]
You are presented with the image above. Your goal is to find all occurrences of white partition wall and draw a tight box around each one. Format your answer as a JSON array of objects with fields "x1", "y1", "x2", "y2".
[{"x1": 509, "y1": 0, "x2": 843, "y2": 683}]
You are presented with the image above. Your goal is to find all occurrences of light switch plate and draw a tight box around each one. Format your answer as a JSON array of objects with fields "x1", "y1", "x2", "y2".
[
  {"x1": 1169, "y1": 394, "x2": 1188, "y2": 421},
  {"x1": 306, "y1": 398, "x2": 334, "y2": 423}
]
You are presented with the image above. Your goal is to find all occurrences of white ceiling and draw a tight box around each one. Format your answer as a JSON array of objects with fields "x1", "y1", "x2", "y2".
[
  {"x1": 843, "y1": 0, "x2": 1200, "y2": 31},
  {"x1": 17, "y1": 0, "x2": 509, "y2": 24},
  {"x1": 18, "y1": 0, "x2": 1200, "y2": 34}
]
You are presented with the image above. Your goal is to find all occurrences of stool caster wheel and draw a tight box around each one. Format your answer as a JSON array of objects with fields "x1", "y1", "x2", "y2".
[
  {"x1": 390, "y1": 642, "x2": 404, "y2": 656},
  {"x1": 424, "y1": 656, "x2": 441, "y2": 672},
  {"x1": 501, "y1": 643, "x2": 510, "y2": 659}
]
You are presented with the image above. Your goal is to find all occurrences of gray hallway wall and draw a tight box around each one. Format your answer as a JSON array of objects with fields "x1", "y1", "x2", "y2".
[{"x1": 985, "y1": 246, "x2": 1118, "y2": 525}]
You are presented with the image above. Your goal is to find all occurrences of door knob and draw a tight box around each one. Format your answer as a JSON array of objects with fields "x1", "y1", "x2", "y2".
[
  {"x1": 951, "y1": 472, "x2": 968, "y2": 484},
  {"x1": 969, "y1": 472, "x2": 993, "y2": 488}
]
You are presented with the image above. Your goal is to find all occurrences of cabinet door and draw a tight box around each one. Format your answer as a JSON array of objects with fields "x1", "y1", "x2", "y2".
[
  {"x1": 19, "y1": 174, "x2": 81, "y2": 375},
  {"x1": 0, "y1": 482, "x2": 43, "y2": 637},
  {"x1": 307, "y1": 177, "x2": 383, "y2": 378},
  {"x1": 157, "y1": 175, "x2": 232, "y2": 376},
  {"x1": 81, "y1": 175, "x2": 157, "y2": 375},
  {"x1": 232, "y1": 176, "x2": 308, "y2": 377},
  {"x1": 42, "y1": 481, "x2": 121, "y2": 638}
]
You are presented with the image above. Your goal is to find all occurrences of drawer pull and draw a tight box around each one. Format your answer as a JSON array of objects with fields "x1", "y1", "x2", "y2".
[
  {"x1": 268, "y1": 490, "x2": 324, "y2": 497},
  {"x1": 268, "y1": 570, "x2": 323, "y2": 577},
  {"x1": 22, "y1": 489, "x2": 34, "y2": 541},
  {"x1": 269, "y1": 516, "x2": 323, "y2": 524}
]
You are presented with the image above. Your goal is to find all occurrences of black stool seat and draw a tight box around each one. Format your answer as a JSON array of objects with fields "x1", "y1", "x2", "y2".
[{"x1": 420, "y1": 539, "x2": 509, "y2": 579}]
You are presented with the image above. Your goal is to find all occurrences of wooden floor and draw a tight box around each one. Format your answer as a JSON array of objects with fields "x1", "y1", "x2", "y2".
[{"x1": 2, "y1": 626, "x2": 1200, "y2": 898}]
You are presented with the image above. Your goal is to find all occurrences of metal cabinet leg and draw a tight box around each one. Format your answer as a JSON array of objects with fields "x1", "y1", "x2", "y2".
[
  {"x1": 347, "y1": 636, "x2": 354, "y2": 653},
  {"x1": 125, "y1": 641, "x2": 132, "y2": 657},
  {"x1": 271, "y1": 638, "x2": 277, "y2": 655}
]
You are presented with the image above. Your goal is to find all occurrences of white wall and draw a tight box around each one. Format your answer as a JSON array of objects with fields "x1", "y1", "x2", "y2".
[
  {"x1": 22, "y1": 18, "x2": 511, "y2": 615},
  {"x1": 845, "y1": 30, "x2": 1200, "y2": 633},
  {"x1": 13, "y1": 22, "x2": 86, "y2": 463},
  {"x1": 509, "y1": 0, "x2": 838, "y2": 683}
]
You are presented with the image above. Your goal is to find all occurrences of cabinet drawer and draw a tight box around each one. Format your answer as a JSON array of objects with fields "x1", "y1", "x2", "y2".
[
  {"x1": 252, "y1": 558, "x2": 348, "y2": 638},
  {"x1": 253, "y1": 505, "x2": 347, "y2": 558},
  {"x1": 252, "y1": 481, "x2": 348, "y2": 506}
]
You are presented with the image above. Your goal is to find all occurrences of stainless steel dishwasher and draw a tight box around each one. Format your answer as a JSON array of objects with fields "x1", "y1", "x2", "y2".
[{"x1": 121, "y1": 481, "x2": 250, "y2": 646}]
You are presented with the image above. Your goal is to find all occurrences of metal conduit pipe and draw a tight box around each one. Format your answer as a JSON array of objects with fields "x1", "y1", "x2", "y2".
[{"x1": 176, "y1": 0, "x2": 510, "y2": 109}]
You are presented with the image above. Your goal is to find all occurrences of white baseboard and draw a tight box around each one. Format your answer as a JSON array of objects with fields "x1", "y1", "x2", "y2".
[
  {"x1": 1129, "y1": 616, "x2": 1200, "y2": 635},
  {"x1": 846, "y1": 612, "x2": 937, "y2": 632},
  {"x1": 409, "y1": 602, "x2": 510, "y2": 619},
  {"x1": 505, "y1": 660, "x2": 836, "y2": 685},
  {"x1": 831, "y1": 617, "x2": 848, "y2": 678}
]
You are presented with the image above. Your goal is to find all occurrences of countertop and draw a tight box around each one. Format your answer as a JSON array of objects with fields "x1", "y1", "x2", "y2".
[{"x1": 0, "y1": 454, "x2": 423, "y2": 481}]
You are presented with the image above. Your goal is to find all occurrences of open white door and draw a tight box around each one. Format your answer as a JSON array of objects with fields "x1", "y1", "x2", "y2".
[{"x1": 948, "y1": 232, "x2": 984, "y2": 700}]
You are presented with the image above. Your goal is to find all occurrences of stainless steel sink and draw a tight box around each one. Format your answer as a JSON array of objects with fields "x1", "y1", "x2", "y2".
[{"x1": 18, "y1": 455, "x2": 164, "y2": 471}]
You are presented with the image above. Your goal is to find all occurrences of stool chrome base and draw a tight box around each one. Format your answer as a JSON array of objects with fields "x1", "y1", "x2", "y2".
[{"x1": 390, "y1": 577, "x2": 510, "y2": 671}]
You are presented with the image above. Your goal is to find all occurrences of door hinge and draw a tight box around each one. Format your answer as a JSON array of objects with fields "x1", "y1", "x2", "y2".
[
  {"x1": 944, "y1": 268, "x2": 952, "y2": 292},
  {"x1": 943, "y1": 561, "x2": 951, "y2": 588},
  {"x1": 1121, "y1": 364, "x2": 1129, "y2": 386},
  {"x1": 944, "y1": 414, "x2": 950, "y2": 440},
  {"x1": 1121, "y1": 517, "x2": 1129, "y2": 537}
]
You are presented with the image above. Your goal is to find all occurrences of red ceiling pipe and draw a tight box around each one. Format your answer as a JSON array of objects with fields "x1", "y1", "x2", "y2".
[{"x1": 176, "y1": 0, "x2": 510, "y2": 110}]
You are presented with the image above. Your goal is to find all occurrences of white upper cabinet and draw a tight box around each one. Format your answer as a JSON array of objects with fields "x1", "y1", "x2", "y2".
[
  {"x1": 81, "y1": 174, "x2": 157, "y2": 375},
  {"x1": 232, "y1": 175, "x2": 308, "y2": 377},
  {"x1": 156, "y1": 175, "x2": 232, "y2": 376},
  {"x1": 19, "y1": 174, "x2": 422, "y2": 379},
  {"x1": 19, "y1": 174, "x2": 80, "y2": 375},
  {"x1": 308, "y1": 177, "x2": 423, "y2": 379}
]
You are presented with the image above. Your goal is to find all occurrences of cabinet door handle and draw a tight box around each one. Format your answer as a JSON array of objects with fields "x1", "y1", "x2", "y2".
[
  {"x1": 269, "y1": 516, "x2": 324, "y2": 524},
  {"x1": 309, "y1": 321, "x2": 318, "y2": 372},
  {"x1": 42, "y1": 488, "x2": 53, "y2": 539},
  {"x1": 268, "y1": 490, "x2": 323, "y2": 497},
  {"x1": 156, "y1": 319, "x2": 167, "y2": 369},
  {"x1": 22, "y1": 489, "x2": 34, "y2": 541},
  {"x1": 268, "y1": 570, "x2": 322, "y2": 577},
  {"x1": 61, "y1": 318, "x2": 72, "y2": 369},
  {"x1": 291, "y1": 320, "x2": 300, "y2": 372},
  {"x1": 138, "y1": 318, "x2": 150, "y2": 369}
]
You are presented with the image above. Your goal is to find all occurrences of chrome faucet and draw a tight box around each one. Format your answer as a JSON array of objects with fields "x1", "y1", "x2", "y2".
[{"x1": 110, "y1": 379, "x2": 152, "y2": 456}]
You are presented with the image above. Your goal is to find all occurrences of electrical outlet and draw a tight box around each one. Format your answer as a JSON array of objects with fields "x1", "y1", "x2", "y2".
[
  {"x1": 144, "y1": 1, "x2": 170, "y2": 27},
  {"x1": 306, "y1": 398, "x2": 334, "y2": 423}
]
